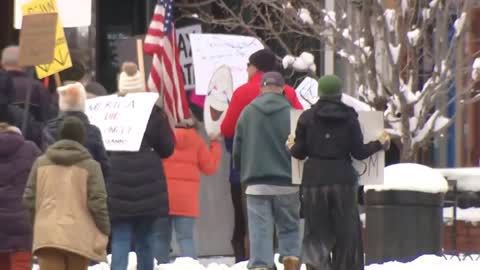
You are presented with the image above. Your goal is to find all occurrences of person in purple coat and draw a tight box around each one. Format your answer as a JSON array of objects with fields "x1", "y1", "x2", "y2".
[{"x1": 0, "y1": 123, "x2": 40, "y2": 270}]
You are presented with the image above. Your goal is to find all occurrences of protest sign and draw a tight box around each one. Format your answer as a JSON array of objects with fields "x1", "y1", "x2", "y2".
[
  {"x1": 290, "y1": 109, "x2": 304, "y2": 185},
  {"x1": 353, "y1": 111, "x2": 385, "y2": 185},
  {"x1": 15, "y1": 0, "x2": 92, "y2": 29},
  {"x1": 190, "y1": 34, "x2": 264, "y2": 95},
  {"x1": 85, "y1": 92, "x2": 159, "y2": 152},
  {"x1": 18, "y1": 13, "x2": 57, "y2": 67},
  {"x1": 295, "y1": 77, "x2": 373, "y2": 111},
  {"x1": 21, "y1": 0, "x2": 72, "y2": 78},
  {"x1": 204, "y1": 65, "x2": 234, "y2": 136},
  {"x1": 289, "y1": 109, "x2": 383, "y2": 185},
  {"x1": 176, "y1": 24, "x2": 202, "y2": 90}
]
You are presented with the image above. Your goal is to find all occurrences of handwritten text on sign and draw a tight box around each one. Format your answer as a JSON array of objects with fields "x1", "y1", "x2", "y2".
[
  {"x1": 352, "y1": 111, "x2": 385, "y2": 185},
  {"x1": 85, "y1": 93, "x2": 159, "y2": 152},
  {"x1": 176, "y1": 24, "x2": 202, "y2": 90}
]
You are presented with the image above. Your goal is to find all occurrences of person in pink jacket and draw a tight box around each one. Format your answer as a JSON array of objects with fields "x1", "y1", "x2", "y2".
[{"x1": 160, "y1": 119, "x2": 221, "y2": 260}]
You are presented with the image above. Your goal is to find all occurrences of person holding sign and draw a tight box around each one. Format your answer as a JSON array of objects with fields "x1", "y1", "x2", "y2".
[
  {"x1": 287, "y1": 75, "x2": 390, "y2": 270},
  {"x1": 221, "y1": 49, "x2": 303, "y2": 262},
  {"x1": 42, "y1": 82, "x2": 110, "y2": 179},
  {"x1": 233, "y1": 72, "x2": 301, "y2": 270},
  {"x1": 1, "y1": 46, "x2": 52, "y2": 122},
  {"x1": 107, "y1": 63, "x2": 174, "y2": 270}
]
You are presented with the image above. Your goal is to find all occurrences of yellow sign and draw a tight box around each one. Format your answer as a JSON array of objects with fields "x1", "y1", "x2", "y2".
[{"x1": 21, "y1": 0, "x2": 72, "y2": 79}]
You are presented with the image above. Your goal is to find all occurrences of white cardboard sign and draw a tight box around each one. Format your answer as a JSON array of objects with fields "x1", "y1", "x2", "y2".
[
  {"x1": 85, "y1": 92, "x2": 159, "y2": 152},
  {"x1": 353, "y1": 111, "x2": 385, "y2": 185},
  {"x1": 176, "y1": 24, "x2": 202, "y2": 90},
  {"x1": 190, "y1": 34, "x2": 264, "y2": 95},
  {"x1": 15, "y1": 0, "x2": 92, "y2": 29},
  {"x1": 290, "y1": 110, "x2": 384, "y2": 185}
]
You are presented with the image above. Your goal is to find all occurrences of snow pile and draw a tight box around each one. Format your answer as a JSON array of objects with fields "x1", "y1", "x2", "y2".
[
  {"x1": 407, "y1": 28, "x2": 421, "y2": 46},
  {"x1": 435, "y1": 168, "x2": 480, "y2": 192},
  {"x1": 366, "y1": 254, "x2": 480, "y2": 269},
  {"x1": 365, "y1": 163, "x2": 448, "y2": 193},
  {"x1": 282, "y1": 52, "x2": 316, "y2": 73},
  {"x1": 298, "y1": 8, "x2": 313, "y2": 25},
  {"x1": 472, "y1": 58, "x2": 480, "y2": 81},
  {"x1": 388, "y1": 43, "x2": 401, "y2": 64},
  {"x1": 444, "y1": 207, "x2": 480, "y2": 225},
  {"x1": 454, "y1": 12, "x2": 467, "y2": 37},
  {"x1": 384, "y1": 9, "x2": 397, "y2": 32}
]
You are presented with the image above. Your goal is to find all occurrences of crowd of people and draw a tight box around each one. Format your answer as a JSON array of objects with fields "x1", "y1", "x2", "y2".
[{"x1": 0, "y1": 45, "x2": 391, "y2": 270}]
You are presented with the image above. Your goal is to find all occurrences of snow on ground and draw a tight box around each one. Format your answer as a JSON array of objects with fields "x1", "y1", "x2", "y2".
[
  {"x1": 435, "y1": 168, "x2": 480, "y2": 192},
  {"x1": 444, "y1": 207, "x2": 480, "y2": 225},
  {"x1": 32, "y1": 254, "x2": 480, "y2": 270},
  {"x1": 365, "y1": 163, "x2": 448, "y2": 193}
]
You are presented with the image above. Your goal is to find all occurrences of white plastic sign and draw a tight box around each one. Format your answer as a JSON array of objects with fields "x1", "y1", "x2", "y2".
[
  {"x1": 190, "y1": 34, "x2": 264, "y2": 95},
  {"x1": 85, "y1": 92, "x2": 159, "y2": 152},
  {"x1": 15, "y1": 0, "x2": 92, "y2": 29}
]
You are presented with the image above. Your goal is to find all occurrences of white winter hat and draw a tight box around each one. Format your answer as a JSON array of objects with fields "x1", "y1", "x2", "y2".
[
  {"x1": 118, "y1": 62, "x2": 145, "y2": 95},
  {"x1": 57, "y1": 82, "x2": 87, "y2": 112}
]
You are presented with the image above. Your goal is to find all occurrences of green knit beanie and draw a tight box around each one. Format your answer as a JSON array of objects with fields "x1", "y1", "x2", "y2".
[
  {"x1": 58, "y1": 116, "x2": 86, "y2": 144},
  {"x1": 318, "y1": 75, "x2": 343, "y2": 96}
]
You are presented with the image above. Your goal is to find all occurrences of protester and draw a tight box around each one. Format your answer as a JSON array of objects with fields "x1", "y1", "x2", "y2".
[
  {"x1": 108, "y1": 62, "x2": 174, "y2": 269},
  {"x1": 1, "y1": 46, "x2": 52, "y2": 122},
  {"x1": 42, "y1": 82, "x2": 110, "y2": 178},
  {"x1": 162, "y1": 119, "x2": 222, "y2": 260},
  {"x1": 0, "y1": 123, "x2": 40, "y2": 270},
  {"x1": 220, "y1": 48, "x2": 303, "y2": 262},
  {"x1": 23, "y1": 116, "x2": 110, "y2": 270},
  {"x1": 288, "y1": 75, "x2": 390, "y2": 270},
  {"x1": 233, "y1": 72, "x2": 301, "y2": 270},
  {"x1": 0, "y1": 70, "x2": 42, "y2": 146}
]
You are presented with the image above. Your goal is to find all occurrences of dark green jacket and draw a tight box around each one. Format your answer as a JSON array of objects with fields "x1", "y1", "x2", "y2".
[{"x1": 233, "y1": 93, "x2": 292, "y2": 185}]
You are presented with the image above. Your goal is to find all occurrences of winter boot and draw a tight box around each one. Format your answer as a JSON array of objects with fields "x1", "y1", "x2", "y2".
[{"x1": 283, "y1": 256, "x2": 300, "y2": 270}]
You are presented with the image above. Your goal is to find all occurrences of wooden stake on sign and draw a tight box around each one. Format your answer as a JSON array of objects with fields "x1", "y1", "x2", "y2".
[
  {"x1": 54, "y1": 73, "x2": 62, "y2": 87},
  {"x1": 136, "y1": 39, "x2": 146, "y2": 89}
]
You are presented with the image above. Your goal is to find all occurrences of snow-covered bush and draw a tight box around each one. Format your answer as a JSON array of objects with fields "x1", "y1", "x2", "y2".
[{"x1": 181, "y1": 0, "x2": 480, "y2": 162}]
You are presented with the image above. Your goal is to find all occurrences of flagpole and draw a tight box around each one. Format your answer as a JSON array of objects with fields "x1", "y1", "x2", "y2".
[{"x1": 136, "y1": 38, "x2": 146, "y2": 88}]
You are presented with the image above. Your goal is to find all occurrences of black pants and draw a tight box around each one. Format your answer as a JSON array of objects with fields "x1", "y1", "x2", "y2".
[
  {"x1": 230, "y1": 182, "x2": 248, "y2": 262},
  {"x1": 302, "y1": 185, "x2": 364, "y2": 270}
]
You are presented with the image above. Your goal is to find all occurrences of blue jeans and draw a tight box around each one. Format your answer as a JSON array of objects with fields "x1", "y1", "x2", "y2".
[
  {"x1": 152, "y1": 216, "x2": 197, "y2": 262},
  {"x1": 111, "y1": 217, "x2": 156, "y2": 270},
  {"x1": 246, "y1": 193, "x2": 301, "y2": 269}
]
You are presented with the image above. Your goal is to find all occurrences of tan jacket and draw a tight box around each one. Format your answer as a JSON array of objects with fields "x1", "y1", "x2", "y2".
[{"x1": 23, "y1": 140, "x2": 110, "y2": 262}]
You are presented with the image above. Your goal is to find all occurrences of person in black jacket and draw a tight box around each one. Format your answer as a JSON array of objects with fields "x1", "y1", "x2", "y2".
[
  {"x1": 42, "y1": 82, "x2": 111, "y2": 179},
  {"x1": 108, "y1": 62, "x2": 175, "y2": 270},
  {"x1": 0, "y1": 70, "x2": 42, "y2": 147},
  {"x1": 288, "y1": 75, "x2": 390, "y2": 270},
  {"x1": 2, "y1": 46, "x2": 52, "y2": 122}
]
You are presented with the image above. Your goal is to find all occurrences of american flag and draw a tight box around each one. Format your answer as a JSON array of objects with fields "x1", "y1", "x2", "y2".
[{"x1": 144, "y1": 0, "x2": 191, "y2": 133}]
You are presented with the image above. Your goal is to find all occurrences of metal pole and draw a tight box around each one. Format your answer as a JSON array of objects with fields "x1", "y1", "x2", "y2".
[{"x1": 324, "y1": 0, "x2": 335, "y2": 75}]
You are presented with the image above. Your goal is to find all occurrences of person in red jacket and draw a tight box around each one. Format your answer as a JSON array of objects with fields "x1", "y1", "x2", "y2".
[
  {"x1": 220, "y1": 48, "x2": 303, "y2": 262},
  {"x1": 161, "y1": 120, "x2": 222, "y2": 260},
  {"x1": 221, "y1": 49, "x2": 303, "y2": 138}
]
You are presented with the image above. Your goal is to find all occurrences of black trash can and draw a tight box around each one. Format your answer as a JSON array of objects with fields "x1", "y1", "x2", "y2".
[{"x1": 365, "y1": 189, "x2": 444, "y2": 264}]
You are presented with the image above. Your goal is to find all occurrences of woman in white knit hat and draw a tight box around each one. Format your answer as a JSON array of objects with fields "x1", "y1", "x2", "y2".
[{"x1": 108, "y1": 62, "x2": 175, "y2": 270}]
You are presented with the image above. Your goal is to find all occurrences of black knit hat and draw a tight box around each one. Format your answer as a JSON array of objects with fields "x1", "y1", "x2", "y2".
[
  {"x1": 58, "y1": 116, "x2": 86, "y2": 144},
  {"x1": 248, "y1": 49, "x2": 276, "y2": 72}
]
